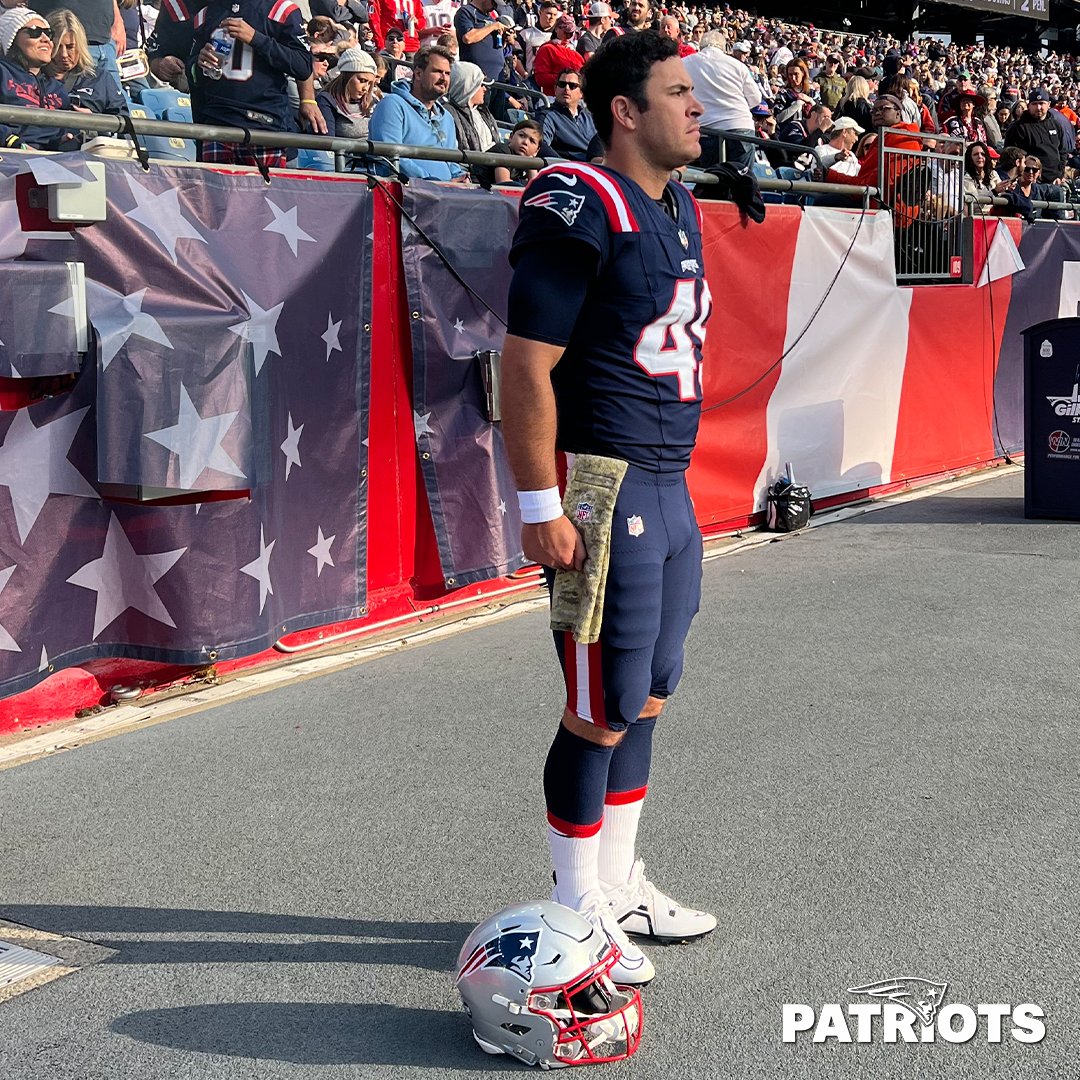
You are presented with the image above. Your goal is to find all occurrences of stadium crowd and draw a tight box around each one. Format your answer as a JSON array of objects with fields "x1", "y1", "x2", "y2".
[{"x1": 1, "y1": 0, "x2": 1080, "y2": 213}]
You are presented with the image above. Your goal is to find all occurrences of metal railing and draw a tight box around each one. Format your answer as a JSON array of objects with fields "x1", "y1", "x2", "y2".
[{"x1": 0, "y1": 104, "x2": 879, "y2": 204}]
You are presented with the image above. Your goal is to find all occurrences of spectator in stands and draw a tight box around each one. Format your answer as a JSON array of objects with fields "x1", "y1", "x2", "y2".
[
  {"x1": 658, "y1": 15, "x2": 692, "y2": 58},
  {"x1": 813, "y1": 114, "x2": 861, "y2": 174},
  {"x1": 773, "y1": 57, "x2": 816, "y2": 128},
  {"x1": 800, "y1": 102, "x2": 832, "y2": 147},
  {"x1": 147, "y1": 0, "x2": 311, "y2": 168},
  {"x1": 963, "y1": 141, "x2": 996, "y2": 203},
  {"x1": 908, "y1": 77, "x2": 936, "y2": 133},
  {"x1": 18, "y1": 0, "x2": 124, "y2": 93},
  {"x1": 0, "y1": 6, "x2": 81, "y2": 148},
  {"x1": 375, "y1": 0, "x2": 424, "y2": 55},
  {"x1": 978, "y1": 83, "x2": 1001, "y2": 146},
  {"x1": 309, "y1": 42, "x2": 339, "y2": 90},
  {"x1": 606, "y1": 0, "x2": 650, "y2": 40},
  {"x1": 538, "y1": 66, "x2": 594, "y2": 160},
  {"x1": 307, "y1": 15, "x2": 352, "y2": 47},
  {"x1": 684, "y1": 31, "x2": 760, "y2": 169},
  {"x1": 368, "y1": 42, "x2": 465, "y2": 179},
  {"x1": 378, "y1": 26, "x2": 409, "y2": 90},
  {"x1": 816, "y1": 52, "x2": 845, "y2": 110},
  {"x1": 943, "y1": 88, "x2": 987, "y2": 144},
  {"x1": 1004, "y1": 88, "x2": 1064, "y2": 183},
  {"x1": 532, "y1": 13, "x2": 581, "y2": 97},
  {"x1": 44, "y1": 7, "x2": 125, "y2": 113},
  {"x1": 479, "y1": 114, "x2": 540, "y2": 186},
  {"x1": 518, "y1": 0, "x2": 555, "y2": 71},
  {"x1": 455, "y1": 0, "x2": 508, "y2": 84},
  {"x1": 315, "y1": 45, "x2": 379, "y2": 159},
  {"x1": 576, "y1": 2, "x2": 610, "y2": 60},
  {"x1": 310, "y1": 0, "x2": 368, "y2": 30},
  {"x1": 446, "y1": 58, "x2": 498, "y2": 154},
  {"x1": 834, "y1": 74, "x2": 872, "y2": 133},
  {"x1": 514, "y1": 0, "x2": 538, "y2": 30}
]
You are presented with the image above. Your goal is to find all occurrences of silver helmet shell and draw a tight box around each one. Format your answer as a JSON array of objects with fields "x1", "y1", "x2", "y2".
[{"x1": 455, "y1": 900, "x2": 643, "y2": 1068}]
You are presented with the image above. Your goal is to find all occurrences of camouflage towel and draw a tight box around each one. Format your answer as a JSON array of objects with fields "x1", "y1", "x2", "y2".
[{"x1": 550, "y1": 454, "x2": 628, "y2": 645}]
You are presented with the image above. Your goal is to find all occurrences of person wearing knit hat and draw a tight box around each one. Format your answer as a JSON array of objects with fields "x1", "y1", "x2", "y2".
[
  {"x1": 316, "y1": 44, "x2": 382, "y2": 157},
  {"x1": 0, "y1": 6, "x2": 81, "y2": 151}
]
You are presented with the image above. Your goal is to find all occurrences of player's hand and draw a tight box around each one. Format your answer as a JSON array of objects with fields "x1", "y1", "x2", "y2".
[
  {"x1": 300, "y1": 99, "x2": 328, "y2": 134},
  {"x1": 151, "y1": 55, "x2": 185, "y2": 81},
  {"x1": 222, "y1": 17, "x2": 256, "y2": 44},
  {"x1": 522, "y1": 517, "x2": 586, "y2": 572}
]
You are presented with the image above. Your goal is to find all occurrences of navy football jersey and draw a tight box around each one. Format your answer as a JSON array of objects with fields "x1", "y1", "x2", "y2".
[
  {"x1": 149, "y1": 0, "x2": 312, "y2": 130},
  {"x1": 510, "y1": 162, "x2": 712, "y2": 474}
]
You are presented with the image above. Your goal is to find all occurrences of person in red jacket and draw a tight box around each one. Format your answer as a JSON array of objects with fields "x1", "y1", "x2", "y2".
[
  {"x1": 374, "y1": 0, "x2": 424, "y2": 54},
  {"x1": 532, "y1": 13, "x2": 581, "y2": 96}
]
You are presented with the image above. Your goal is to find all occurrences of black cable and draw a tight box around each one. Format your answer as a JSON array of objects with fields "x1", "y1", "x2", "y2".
[
  {"x1": 700, "y1": 200, "x2": 869, "y2": 414},
  {"x1": 368, "y1": 174, "x2": 508, "y2": 328}
]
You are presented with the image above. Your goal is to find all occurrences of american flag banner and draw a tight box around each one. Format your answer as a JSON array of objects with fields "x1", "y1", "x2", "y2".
[
  {"x1": 0, "y1": 156, "x2": 372, "y2": 697},
  {"x1": 0, "y1": 262, "x2": 84, "y2": 378},
  {"x1": 400, "y1": 181, "x2": 526, "y2": 588}
]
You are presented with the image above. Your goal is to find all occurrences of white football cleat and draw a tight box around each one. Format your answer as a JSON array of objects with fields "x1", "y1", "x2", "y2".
[
  {"x1": 575, "y1": 890, "x2": 656, "y2": 985},
  {"x1": 604, "y1": 860, "x2": 717, "y2": 942}
]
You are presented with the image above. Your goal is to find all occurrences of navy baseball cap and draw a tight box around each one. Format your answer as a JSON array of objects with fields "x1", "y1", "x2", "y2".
[{"x1": 1029, "y1": 87, "x2": 1051, "y2": 102}]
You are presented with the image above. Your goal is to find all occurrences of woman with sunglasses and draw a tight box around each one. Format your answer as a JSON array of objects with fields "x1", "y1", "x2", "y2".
[{"x1": 0, "y1": 7, "x2": 81, "y2": 150}]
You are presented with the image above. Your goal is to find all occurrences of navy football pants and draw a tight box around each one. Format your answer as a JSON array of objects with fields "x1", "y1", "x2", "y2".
[{"x1": 551, "y1": 465, "x2": 703, "y2": 731}]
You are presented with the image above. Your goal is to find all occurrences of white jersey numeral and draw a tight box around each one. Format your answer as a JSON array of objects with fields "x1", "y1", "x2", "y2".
[
  {"x1": 633, "y1": 279, "x2": 712, "y2": 400},
  {"x1": 221, "y1": 41, "x2": 254, "y2": 81}
]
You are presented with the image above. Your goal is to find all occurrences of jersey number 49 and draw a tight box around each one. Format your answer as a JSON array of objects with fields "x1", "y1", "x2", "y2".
[{"x1": 633, "y1": 279, "x2": 712, "y2": 401}]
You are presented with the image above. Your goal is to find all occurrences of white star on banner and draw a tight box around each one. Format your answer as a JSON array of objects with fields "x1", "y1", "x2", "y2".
[
  {"x1": 8, "y1": 362, "x2": 19, "y2": 379},
  {"x1": 322, "y1": 313, "x2": 342, "y2": 362},
  {"x1": 0, "y1": 564, "x2": 20, "y2": 652},
  {"x1": 498, "y1": 500, "x2": 507, "y2": 515},
  {"x1": 240, "y1": 526, "x2": 276, "y2": 615},
  {"x1": 228, "y1": 291, "x2": 284, "y2": 376},
  {"x1": 145, "y1": 384, "x2": 244, "y2": 491},
  {"x1": 307, "y1": 526, "x2": 335, "y2": 577},
  {"x1": 124, "y1": 173, "x2": 206, "y2": 263},
  {"x1": 38, "y1": 645, "x2": 48, "y2": 672},
  {"x1": 280, "y1": 412, "x2": 303, "y2": 481},
  {"x1": 67, "y1": 513, "x2": 186, "y2": 639},
  {"x1": 414, "y1": 411, "x2": 435, "y2": 438},
  {"x1": 263, "y1": 197, "x2": 316, "y2": 257},
  {"x1": 0, "y1": 407, "x2": 97, "y2": 544},
  {"x1": 453, "y1": 318, "x2": 465, "y2": 334},
  {"x1": 51, "y1": 281, "x2": 172, "y2": 371}
]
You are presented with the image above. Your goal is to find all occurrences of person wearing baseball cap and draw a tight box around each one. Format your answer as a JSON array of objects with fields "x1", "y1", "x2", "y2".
[
  {"x1": 0, "y1": 6, "x2": 81, "y2": 150},
  {"x1": 532, "y1": 12, "x2": 583, "y2": 96},
  {"x1": 577, "y1": 2, "x2": 612, "y2": 59},
  {"x1": 1003, "y1": 86, "x2": 1065, "y2": 182},
  {"x1": 813, "y1": 114, "x2": 862, "y2": 173}
]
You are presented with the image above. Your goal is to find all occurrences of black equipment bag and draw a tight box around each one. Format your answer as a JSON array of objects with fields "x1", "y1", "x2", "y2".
[{"x1": 766, "y1": 478, "x2": 812, "y2": 532}]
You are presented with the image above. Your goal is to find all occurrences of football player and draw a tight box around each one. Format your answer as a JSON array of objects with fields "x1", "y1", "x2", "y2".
[
  {"x1": 501, "y1": 30, "x2": 716, "y2": 986},
  {"x1": 148, "y1": 0, "x2": 314, "y2": 168}
]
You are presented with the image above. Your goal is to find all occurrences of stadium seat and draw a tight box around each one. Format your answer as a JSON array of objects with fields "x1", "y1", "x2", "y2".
[
  {"x1": 163, "y1": 105, "x2": 193, "y2": 125},
  {"x1": 137, "y1": 87, "x2": 192, "y2": 118},
  {"x1": 296, "y1": 148, "x2": 335, "y2": 172},
  {"x1": 141, "y1": 134, "x2": 197, "y2": 162},
  {"x1": 505, "y1": 109, "x2": 529, "y2": 125},
  {"x1": 127, "y1": 105, "x2": 155, "y2": 120}
]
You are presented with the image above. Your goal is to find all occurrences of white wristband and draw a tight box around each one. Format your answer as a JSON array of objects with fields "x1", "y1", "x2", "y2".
[{"x1": 518, "y1": 487, "x2": 563, "y2": 524}]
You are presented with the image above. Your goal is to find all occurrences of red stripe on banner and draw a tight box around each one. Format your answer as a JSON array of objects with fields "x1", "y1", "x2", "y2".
[
  {"x1": 563, "y1": 630, "x2": 577, "y2": 714},
  {"x1": 892, "y1": 217, "x2": 1019, "y2": 480},
  {"x1": 546, "y1": 811, "x2": 603, "y2": 838},
  {"x1": 688, "y1": 201, "x2": 803, "y2": 531},
  {"x1": 606, "y1": 785, "x2": 647, "y2": 806},
  {"x1": 587, "y1": 641, "x2": 609, "y2": 728}
]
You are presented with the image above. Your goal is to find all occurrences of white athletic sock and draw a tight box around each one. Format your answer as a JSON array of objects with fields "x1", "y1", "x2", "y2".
[
  {"x1": 598, "y1": 796, "x2": 645, "y2": 887},
  {"x1": 548, "y1": 826, "x2": 601, "y2": 910}
]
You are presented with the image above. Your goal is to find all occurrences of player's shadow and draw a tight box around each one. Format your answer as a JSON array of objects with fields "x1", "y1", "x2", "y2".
[
  {"x1": 110, "y1": 1002, "x2": 514, "y2": 1069},
  {"x1": 0, "y1": 904, "x2": 473, "y2": 972}
]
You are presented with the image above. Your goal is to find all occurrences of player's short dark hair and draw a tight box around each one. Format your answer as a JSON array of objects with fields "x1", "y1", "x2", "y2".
[
  {"x1": 582, "y1": 30, "x2": 678, "y2": 146},
  {"x1": 413, "y1": 44, "x2": 455, "y2": 71}
]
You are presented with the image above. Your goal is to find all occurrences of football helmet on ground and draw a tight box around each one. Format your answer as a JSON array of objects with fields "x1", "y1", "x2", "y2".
[{"x1": 455, "y1": 900, "x2": 643, "y2": 1068}]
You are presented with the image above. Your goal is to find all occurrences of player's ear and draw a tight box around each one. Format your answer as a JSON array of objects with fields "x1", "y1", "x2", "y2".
[{"x1": 610, "y1": 93, "x2": 637, "y2": 133}]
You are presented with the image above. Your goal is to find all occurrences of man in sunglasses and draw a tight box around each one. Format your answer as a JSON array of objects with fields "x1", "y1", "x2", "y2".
[
  {"x1": 538, "y1": 66, "x2": 596, "y2": 160},
  {"x1": 0, "y1": 7, "x2": 81, "y2": 149}
]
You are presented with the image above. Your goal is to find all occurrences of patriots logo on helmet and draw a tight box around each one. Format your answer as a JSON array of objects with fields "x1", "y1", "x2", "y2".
[
  {"x1": 457, "y1": 927, "x2": 541, "y2": 984},
  {"x1": 848, "y1": 978, "x2": 949, "y2": 1026},
  {"x1": 523, "y1": 189, "x2": 587, "y2": 226}
]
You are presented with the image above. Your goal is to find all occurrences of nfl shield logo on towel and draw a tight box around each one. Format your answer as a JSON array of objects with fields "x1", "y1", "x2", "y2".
[
  {"x1": 576, "y1": 502, "x2": 593, "y2": 522},
  {"x1": 627, "y1": 514, "x2": 644, "y2": 537}
]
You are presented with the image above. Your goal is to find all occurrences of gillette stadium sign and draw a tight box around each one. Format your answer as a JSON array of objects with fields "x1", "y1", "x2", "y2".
[
  {"x1": 928, "y1": 0, "x2": 1048, "y2": 23},
  {"x1": 782, "y1": 978, "x2": 1045, "y2": 1044}
]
